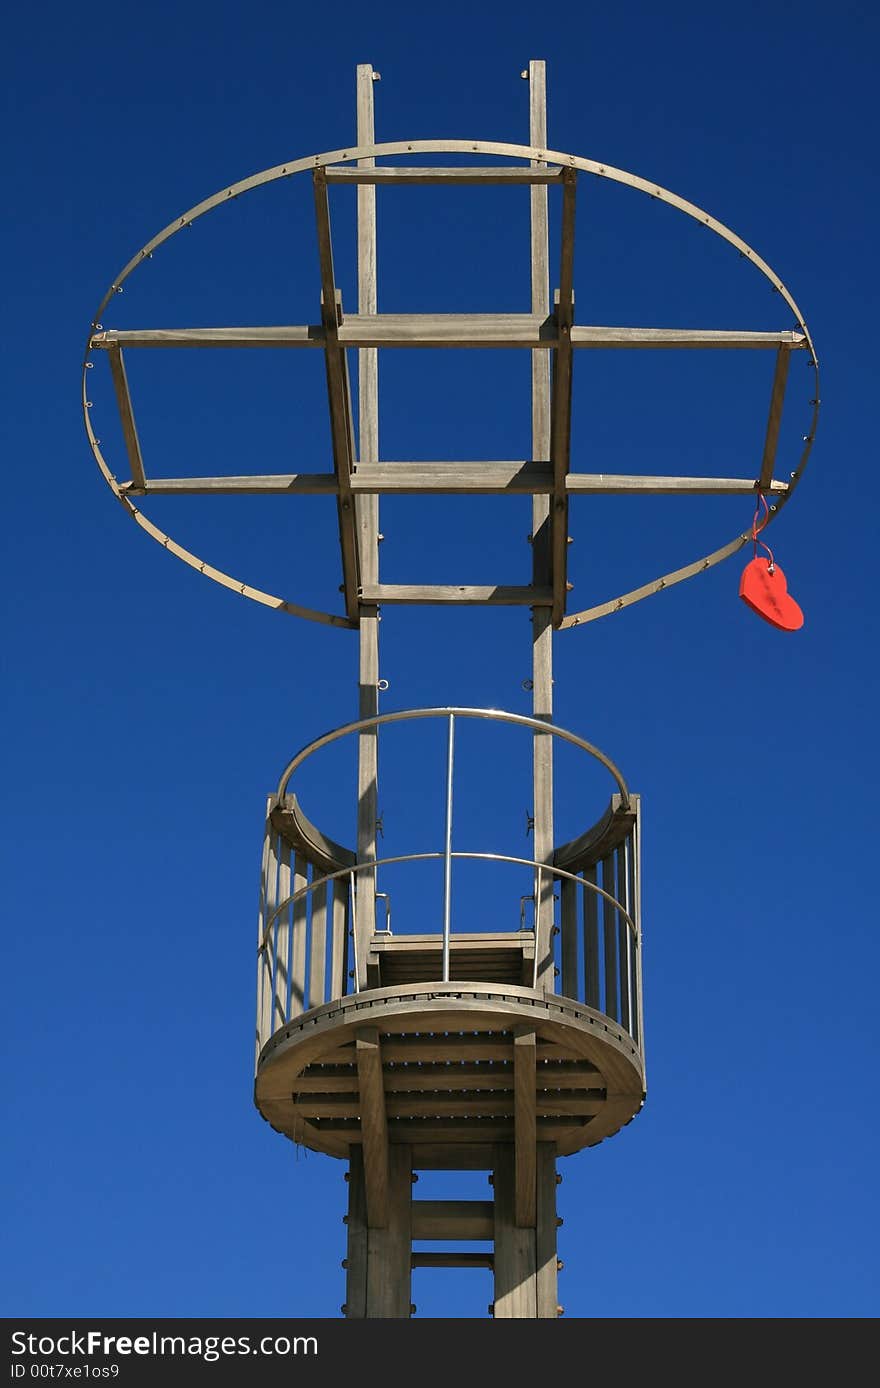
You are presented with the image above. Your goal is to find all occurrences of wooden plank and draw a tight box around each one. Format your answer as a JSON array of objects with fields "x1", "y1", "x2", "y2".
[
  {"x1": 566, "y1": 473, "x2": 789, "y2": 495},
  {"x1": 560, "y1": 877, "x2": 578, "y2": 999},
  {"x1": 758, "y1": 345, "x2": 791, "y2": 490},
  {"x1": 535, "y1": 1142, "x2": 559, "y2": 1317},
  {"x1": 550, "y1": 168, "x2": 577, "y2": 625},
  {"x1": 296, "y1": 1092, "x2": 603, "y2": 1118},
  {"x1": 329, "y1": 877, "x2": 349, "y2": 1001},
  {"x1": 130, "y1": 474, "x2": 337, "y2": 495},
  {"x1": 617, "y1": 846, "x2": 631, "y2": 1034},
  {"x1": 376, "y1": 1036, "x2": 578, "y2": 1063},
  {"x1": 271, "y1": 795, "x2": 356, "y2": 874},
  {"x1": 569, "y1": 325, "x2": 806, "y2": 349},
  {"x1": 359, "y1": 584, "x2": 552, "y2": 605},
  {"x1": 107, "y1": 345, "x2": 146, "y2": 488},
  {"x1": 323, "y1": 1117, "x2": 588, "y2": 1143},
  {"x1": 356, "y1": 1027, "x2": 389, "y2": 1229},
  {"x1": 411, "y1": 1252, "x2": 494, "y2": 1269},
  {"x1": 602, "y1": 854, "x2": 618, "y2": 1022},
  {"x1": 273, "y1": 840, "x2": 291, "y2": 1029},
  {"x1": 366, "y1": 1144, "x2": 412, "y2": 1317},
  {"x1": 345, "y1": 1149, "x2": 367, "y2": 1318},
  {"x1": 308, "y1": 880, "x2": 327, "y2": 1010},
  {"x1": 529, "y1": 60, "x2": 555, "y2": 1000},
  {"x1": 324, "y1": 164, "x2": 565, "y2": 184},
  {"x1": 352, "y1": 461, "x2": 553, "y2": 493},
  {"x1": 293, "y1": 1061, "x2": 598, "y2": 1093},
  {"x1": 289, "y1": 852, "x2": 307, "y2": 1018},
  {"x1": 355, "y1": 60, "x2": 381, "y2": 998},
  {"x1": 411, "y1": 1201, "x2": 494, "y2": 1241},
  {"x1": 124, "y1": 467, "x2": 788, "y2": 498},
  {"x1": 410, "y1": 1145, "x2": 495, "y2": 1171},
  {"x1": 514, "y1": 1028, "x2": 537, "y2": 1228},
  {"x1": 493, "y1": 1145, "x2": 536, "y2": 1317},
  {"x1": 583, "y1": 864, "x2": 600, "y2": 1010},
  {"x1": 93, "y1": 324, "x2": 807, "y2": 351},
  {"x1": 313, "y1": 166, "x2": 360, "y2": 620}
]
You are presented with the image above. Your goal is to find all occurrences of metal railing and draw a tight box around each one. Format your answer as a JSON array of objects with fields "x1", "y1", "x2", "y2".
[{"x1": 255, "y1": 708, "x2": 642, "y2": 1066}]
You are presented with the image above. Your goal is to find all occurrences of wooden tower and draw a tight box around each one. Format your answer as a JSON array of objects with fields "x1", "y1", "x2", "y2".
[{"x1": 84, "y1": 60, "x2": 818, "y2": 1318}]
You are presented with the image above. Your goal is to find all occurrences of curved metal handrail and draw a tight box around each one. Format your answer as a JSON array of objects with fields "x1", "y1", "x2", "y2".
[
  {"x1": 259, "y1": 849, "x2": 638, "y2": 954},
  {"x1": 275, "y1": 705, "x2": 629, "y2": 803}
]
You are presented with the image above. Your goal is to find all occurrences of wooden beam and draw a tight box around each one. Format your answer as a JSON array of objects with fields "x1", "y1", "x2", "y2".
[
  {"x1": 126, "y1": 473, "x2": 337, "y2": 495},
  {"x1": 352, "y1": 461, "x2": 553, "y2": 493},
  {"x1": 514, "y1": 1028, "x2": 537, "y2": 1228},
  {"x1": 550, "y1": 168, "x2": 576, "y2": 625},
  {"x1": 493, "y1": 1145, "x2": 535, "y2": 1317},
  {"x1": 324, "y1": 164, "x2": 565, "y2": 184},
  {"x1": 411, "y1": 1252, "x2": 494, "y2": 1269},
  {"x1": 344, "y1": 1148, "x2": 368, "y2": 1318},
  {"x1": 355, "y1": 61, "x2": 380, "y2": 997},
  {"x1": 529, "y1": 57, "x2": 556, "y2": 998},
  {"x1": 365, "y1": 1144, "x2": 412, "y2": 1318},
  {"x1": 411, "y1": 1201, "x2": 494, "y2": 1240},
  {"x1": 358, "y1": 584, "x2": 553, "y2": 606},
  {"x1": 107, "y1": 346, "x2": 146, "y2": 489},
  {"x1": 120, "y1": 468, "x2": 789, "y2": 498},
  {"x1": 92, "y1": 323, "x2": 807, "y2": 351},
  {"x1": 313, "y1": 166, "x2": 360, "y2": 620},
  {"x1": 566, "y1": 474, "x2": 789, "y2": 495},
  {"x1": 356, "y1": 1027, "x2": 390, "y2": 1229},
  {"x1": 535, "y1": 1144, "x2": 559, "y2": 1317},
  {"x1": 758, "y1": 345, "x2": 792, "y2": 491}
]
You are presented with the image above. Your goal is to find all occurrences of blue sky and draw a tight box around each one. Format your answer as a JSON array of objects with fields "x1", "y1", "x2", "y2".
[{"x1": 2, "y1": 0, "x2": 878, "y2": 1319}]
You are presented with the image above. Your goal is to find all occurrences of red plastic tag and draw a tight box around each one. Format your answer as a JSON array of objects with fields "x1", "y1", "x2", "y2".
[{"x1": 739, "y1": 557, "x2": 804, "y2": 632}]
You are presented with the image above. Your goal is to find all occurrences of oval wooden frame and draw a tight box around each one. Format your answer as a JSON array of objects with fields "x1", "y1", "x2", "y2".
[{"x1": 83, "y1": 139, "x2": 819, "y2": 629}]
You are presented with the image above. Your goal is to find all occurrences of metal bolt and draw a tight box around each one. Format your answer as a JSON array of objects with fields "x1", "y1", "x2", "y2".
[
  {"x1": 488, "y1": 1174, "x2": 495, "y2": 1186},
  {"x1": 411, "y1": 1172, "x2": 419, "y2": 1183},
  {"x1": 410, "y1": 1304, "x2": 417, "y2": 1316},
  {"x1": 340, "y1": 1304, "x2": 348, "y2": 1315},
  {"x1": 488, "y1": 1303, "x2": 496, "y2": 1316},
  {"x1": 520, "y1": 69, "x2": 529, "y2": 79},
  {"x1": 555, "y1": 1173, "x2": 563, "y2": 1185},
  {"x1": 344, "y1": 1172, "x2": 350, "y2": 1182},
  {"x1": 556, "y1": 1216, "x2": 564, "y2": 1227},
  {"x1": 342, "y1": 1215, "x2": 349, "y2": 1225},
  {"x1": 557, "y1": 1259, "x2": 564, "y2": 1271},
  {"x1": 341, "y1": 1259, "x2": 348, "y2": 1269},
  {"x1": 557, "y1": 1305, "x2": 565, "y2": 1317}
]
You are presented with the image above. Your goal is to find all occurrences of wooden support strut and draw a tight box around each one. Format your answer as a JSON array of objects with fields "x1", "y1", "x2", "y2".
[{"x1": 312, "y1": 167, "x2": 360, "y2": 621}]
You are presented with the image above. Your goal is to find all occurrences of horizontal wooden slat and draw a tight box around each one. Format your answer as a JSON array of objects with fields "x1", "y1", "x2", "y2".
[
  {"x1": 411, "y1": 1252, "x2": 494, "y2": 1269},
  {"x1": 565, "y1": 474, "x2": 789, "y2": 496},
  {"x1": 412, "y1": 1201, "x2": 494, "y2": 1240},
  {"x1": 126, "y1": 474, "x2": 338, "y2": 495},
  {"x1": 294, "y1": 1091, "x2": 605, "y2": 1118},
  {"x1": 324, "y1": 164, "x2": 564, "y2": 185},
  {"x1": 359, "y1": 584, "x2": 553, "y2": 606},
  {"x1": 94, "y1": 323, "x2": 806, "y2": 351},
  {"x1": 351, "y1": 462, "x2": 552, "y2": 494},
  {"x1": 121, "y1": 467, "x2": 788, "y2": 499},
  {"x1": 294, "y1": 1060, "x2": 599, "y2": 1093}
]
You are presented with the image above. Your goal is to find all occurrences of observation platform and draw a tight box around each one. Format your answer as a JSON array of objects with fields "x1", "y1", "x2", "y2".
[{"x1": 254, "y1": 708, "x2": 645, "y2": 1167}]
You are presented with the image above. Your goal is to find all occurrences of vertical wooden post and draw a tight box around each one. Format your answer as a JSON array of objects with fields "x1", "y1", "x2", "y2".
[
  {"x1": 365, "y1": 1144, "x2": 413, "y2": 1317},
  {"x1": 344, "y1": 1148, "x2": 368, "y2": 1318},
  {"x1": 355, "y1": 63, "x2": 380, "y2": 989},
  {"x1": 528, "y1": 59, "x2": 555, "y2": 994},
  {"x1": 494, "y1": 1145, "x2": 536, "y2": 1316},
  {"x1": 535, "y1": 1143, "x2": 559, "y2": 1317}
]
